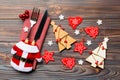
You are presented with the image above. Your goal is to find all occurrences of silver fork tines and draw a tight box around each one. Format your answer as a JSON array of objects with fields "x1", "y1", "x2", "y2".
[{"x1": 30, "y1": 8, "x2": 40, "y2": 27}]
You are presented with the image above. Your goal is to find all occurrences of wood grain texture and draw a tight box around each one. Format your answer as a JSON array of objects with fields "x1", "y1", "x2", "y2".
[{"x1": 0, "y1": 0, "x2": 120, "y2": 80}]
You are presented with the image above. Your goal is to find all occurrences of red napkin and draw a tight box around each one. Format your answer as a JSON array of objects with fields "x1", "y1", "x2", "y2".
[{"x1": 20, "y1": 10, "x2": 50, "y2": 50}]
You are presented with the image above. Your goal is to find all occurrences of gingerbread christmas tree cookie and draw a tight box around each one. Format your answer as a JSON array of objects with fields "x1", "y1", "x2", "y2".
[
  {"x1": 51, "y1": 21, "x2": 76, "y2": 52},
  {"x1": 86, "y1": 37, "x2": 109, "y2": 69}
]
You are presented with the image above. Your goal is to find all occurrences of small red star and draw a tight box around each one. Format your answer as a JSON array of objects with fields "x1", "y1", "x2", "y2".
[
  {"x1": 42, "y1": 50, "x2": 54, "y2": 64},
  {"x1": 61, "y1": 58, "x2": 75, "y2": 69},
  {"x1": 74, "y1": 41, "x2": 87, "y2": 55}
]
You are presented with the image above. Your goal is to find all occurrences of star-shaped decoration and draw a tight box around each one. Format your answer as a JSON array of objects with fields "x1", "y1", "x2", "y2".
[
  {"x1": 23, "y1": 26, "x2": 29, "y2": 32},
  {"x1": 61, "y1": 58, "x2": 75, "y2": 69},
  {"x1": 97, "y1": 19, "x2": 102, "y2": 25},
  {"x1": 48, "y1": 40, "x2": 53, "y2": 46},
  {"x1": 42, "y1": 50, "x2": 54, "y2": 64},
  {"x1": 74, "y1": 41, "x2": 87, "y2": 55},
  {"x1": 86, "y1": 40, "x2": 92, "y2": 46},
  {"x1": 59, "y1": 14, "x2": 64, "y2": 20},
  {"x1": 78, "y1": 59, "x2": 84, "y2": 65},
  {"x1": 104, "y1": 37, "x2": 109, "y2": 42},
  {"x1": 74, "y1": 29, "x2": 80, "y2": 35}
]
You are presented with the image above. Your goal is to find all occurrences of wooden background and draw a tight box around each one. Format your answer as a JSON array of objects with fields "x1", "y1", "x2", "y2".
[{"x1": 0, "y1": 0, "x2": 120, "y2": 80}]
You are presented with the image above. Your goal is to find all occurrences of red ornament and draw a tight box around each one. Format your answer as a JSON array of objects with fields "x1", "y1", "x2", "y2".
[
  {"x1": 42, "y1": 50, "x2": 54, "y2": 64},
  {"x1": 25, "y1": 10, "x2": 29, "y2": 14},
  {"x1": 56, "y1": 38, "x2": 61, "y2": 43},
  {"x1": 68, "y1": 16, "x2": 83, "y2": 30},
  {"x1": 61, "y1": 58, "x2": 75, "y2": 69},
  {"x1": 64, "y1": 40, "x2": 67, "y2": 43},
  {"x1": 85, "y1": 26, "x2": 99, "y2": 39},
  {"x1": 99, "y1": 62, "x2": 103, "y2": 65},
  {"x1": 95, "y1": 61, "x2": 99, "y2": 65},
  {"x1": 89, "y1": 50, "x2": 93, "y2": 55},
  {"x1": 74, "y1": 41, "x2": 87, "y2": 55},
  {"x1": 102, "y1": 46, "x2": 105, "y2": 50},
  {"x1": 55, "y1": 29, "x2": 57, "y2": 32},
  {"x1": 19, "y1": 10, "x2": 30, "y2": 21}
]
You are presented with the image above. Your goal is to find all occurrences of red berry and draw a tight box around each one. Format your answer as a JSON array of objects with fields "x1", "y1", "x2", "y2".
[
  {"x1": 95, "y1": 61, "x2": 99, "y2": 65},
  {"x1": 64, "y1": 40, "x2": 67, "y2": 43},
  {"x1": 22, "y1": 14, "x2": 25, "y2": 17},
  {"x1": 99, "y1": 62, "x2": 103, "y2": 65},
  {"x1": 19, "y1": 14, "x2": 23, "y2": 18},
  {"x1": 56, "y1": 38, "x2": 61, "y2": 43},
  {"x1": 89, "y1": 50, "x2": 93, "y2": 54},
  {"x1": 56, "y1": 39, "x2": 58, "y2": 43},
  {"x1": 21, "y1": 17, "x2": 25, "y2": 20},
  {"x1": 19, "y1": 10, "x2": 29, "y2": 21},
  {"x1": 25, "y1": 14, "x2": 29, "y2": 18},
  {"x1": 55, "y1": 29, "x2": 57, "y2": 32},
  {"x1": 25, "y1": 10, "x2": 29, "y2": 14},
  {"x1": 102, "y1": 46, "x2": 105, "y2": 50}
]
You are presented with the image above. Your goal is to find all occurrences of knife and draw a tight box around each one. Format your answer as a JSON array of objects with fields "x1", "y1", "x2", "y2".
[
  {"x1": 32, "y1": 10, "x2": 48, "y2": 70},
  {"x1": 31, "y1": 10, "x2": 48, "y2": 45}
]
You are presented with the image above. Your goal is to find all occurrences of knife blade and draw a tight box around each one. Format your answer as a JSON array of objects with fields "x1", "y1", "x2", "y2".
[{"x1": 34, "y1": 10, "x2": 48, "y2": 41}]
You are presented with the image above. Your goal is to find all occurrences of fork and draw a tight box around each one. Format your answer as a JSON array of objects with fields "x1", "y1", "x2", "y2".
[
  {"x1": 30, "y1": 7, "x2": 40, "y2": 28},
  {"x1": 25, "y1": 8, "x2": 40, "y2": 43}
]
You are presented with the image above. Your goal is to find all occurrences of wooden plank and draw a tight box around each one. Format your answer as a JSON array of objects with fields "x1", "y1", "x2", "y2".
[
  {"x1": 0, "y1": 19, "x2": 120, "y2": 42},
  {"x1": 0, "y1": 0, "x2": 120, "y2": 79},
  {"x1": 0, "y1": 0, "x2": 119, "y2": 19},
  {"x1": 0, "y1": 64, "x2": 119, "y2": 80}
]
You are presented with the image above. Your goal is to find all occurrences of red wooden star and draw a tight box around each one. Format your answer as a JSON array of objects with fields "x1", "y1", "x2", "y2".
[
  {"x1": 42, "y1": 50, "x2": 54, "y2": 64},
  {"x1": 61, "y1": 58, "x2": 75, "y2": 69},
  {"x1": 74, "y1": 41, "x2": 87, "y2": 55}
]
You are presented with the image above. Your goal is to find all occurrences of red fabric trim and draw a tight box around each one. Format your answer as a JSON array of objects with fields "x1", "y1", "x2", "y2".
[{"x1": 12, "y1": 45, "x2": 41, "y2": 67}]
